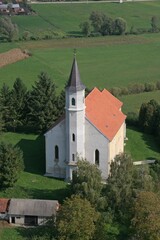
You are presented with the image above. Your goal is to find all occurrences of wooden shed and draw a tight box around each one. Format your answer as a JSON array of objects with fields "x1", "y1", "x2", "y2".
[{"x1": 8, "y1": 199, "x2": 59, "y2": 226}]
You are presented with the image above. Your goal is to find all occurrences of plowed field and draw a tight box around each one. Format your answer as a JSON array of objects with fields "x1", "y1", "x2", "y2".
[{"x1": 0, "y1": 48, "x2": 29, "y2": 68}]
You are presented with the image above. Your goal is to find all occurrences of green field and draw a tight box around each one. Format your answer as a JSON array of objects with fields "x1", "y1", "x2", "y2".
[
  {"x1": 1, "y1": 33, "x2": 160, "y2": 93},
  {"x1": 125, "y1": 127, "x2": 160, "y2": 161},
  {"x1": 0, "y1": 132, "x2": 68, "y2": 201},
  {"x1": 12, "y1": 2, "x2": 160, "y2": 35},
  {"x1": 120, "y1": 90, "x2": 160, "y2": 115}
]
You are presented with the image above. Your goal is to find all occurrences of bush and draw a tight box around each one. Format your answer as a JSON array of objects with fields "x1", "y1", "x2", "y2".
[
  {"x1": 128, "y1": 83, "x2": 145, "y2": 94},
  {"x1": 156, "y1": 81, "x2": 160, "y2": 90},
  {"x1": 144, "y1": 82, "x2": 156, "y2": 92},
  {"x1": 110, "y1": 87, "x2": 122, "y2": 97}
]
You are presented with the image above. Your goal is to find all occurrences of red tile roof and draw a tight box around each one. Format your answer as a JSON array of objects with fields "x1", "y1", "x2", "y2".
[
  {"x1": 85, "y1": 87, "x2": 126, "y2": 141},
  {"x1": 0, "y1": 198, "x2": 9, "y2": 213}
]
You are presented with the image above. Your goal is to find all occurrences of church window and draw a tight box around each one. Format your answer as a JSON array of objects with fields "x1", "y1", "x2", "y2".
[
  {"x1": 72, "y1": 154, "x2": 75, "y2": 161},
  {"x1": 72, "y1": 98, "x2": 76, "y2": 106},
  {"x1": 55, "y1": 145, "x2": 59, "y2": 159},
  {"x1": 95, "y1": 149, "x2": 99, "y2": 166},
  {"x1": 72, "y1": 134, "x2": 75, "y2": 142}
]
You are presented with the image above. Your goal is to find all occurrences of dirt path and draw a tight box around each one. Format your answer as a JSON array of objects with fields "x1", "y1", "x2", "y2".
[{"x1": 0, "y1": 48, "x2": 29, "y2": 68}]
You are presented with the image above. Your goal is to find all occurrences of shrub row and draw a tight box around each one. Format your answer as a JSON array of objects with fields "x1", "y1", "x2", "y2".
[{"x1": 110, "y1": 81, "x2": 160, "y2": 97}]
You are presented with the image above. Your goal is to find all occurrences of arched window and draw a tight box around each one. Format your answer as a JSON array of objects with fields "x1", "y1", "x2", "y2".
[
  {"x1": 72, "y1": 98, "x2": 76, "y2": 106},
  {"x1": 95, "y1": 149, "x2": 99, "y2": 166},
  {"x1": 55, "y1": 145, "x2": 59, "y2": 159},
  {"x1": 72, "y1": 154, "x2": 75, "y2": 161},
  {"x1": 72, "y1": 134, "x2": 75, "y2": 142}
]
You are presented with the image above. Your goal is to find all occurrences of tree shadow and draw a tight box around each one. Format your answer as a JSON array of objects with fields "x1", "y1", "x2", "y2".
[
  {"x1": 67, "y1": 31, "x2": 82, "y2": 37},
  {"x1": 127, "y1": 126, "x2": 160, "y2": 159},
  {"x1": 16, "y1": 135, "x2": 45, "y2": 175},
  {"x1": 22, "y1": 185, "x2": 70, "y2": 203},
  {"x1": 15, "y1": 224, "x2": 55, "y2": 240}
]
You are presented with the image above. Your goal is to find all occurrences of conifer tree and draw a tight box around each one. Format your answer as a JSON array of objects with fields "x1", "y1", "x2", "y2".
[
  {"x1": 28, "y1": 72, "x2": 58, "y2": 133},
  {"x1": 0, "y1": 142, "x2": 24, "y2": 189},
  {"x1": 0, "y1": 83, "x2": 12, "y2": 129},
  {"x1": 10, "y1": 78, "x2": 28, "y2": 130}
]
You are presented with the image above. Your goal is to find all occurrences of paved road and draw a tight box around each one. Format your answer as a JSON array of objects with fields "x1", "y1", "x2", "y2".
[{"x1": 30, "y1": 0, "x2": 157, "y2": 4}]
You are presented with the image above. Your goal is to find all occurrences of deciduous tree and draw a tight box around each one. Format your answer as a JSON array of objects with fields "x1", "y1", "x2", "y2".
[
  {"x1": 57, "y1": 195, "x2": 99, "y2": 240},
  {"x1": 105, "y1": 153, "x2": 133, "y2": 222},
  {"x1": 79, "y1": 21, "x2": 91, "y2": 36},
  {"x1": 131, "y1": 191, "x2": 160, "y2": 240},
  {"x1": 71, "y1": 159, "x2": 105, "y2": 209},
  {"x1": 0, "y1": 17, "x2": 19, "y2": 42}
]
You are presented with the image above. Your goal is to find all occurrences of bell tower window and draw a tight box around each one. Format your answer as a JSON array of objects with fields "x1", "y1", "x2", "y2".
[
  {"x1": 72, "y1": 134, "x2": 75, "y2": 142},
  {"x1": 72, "y1": 154, "x2": 75, "y2": 161},
  {"x1": 72, "y1": 98, "x2": 76, "y2": 106},
  {"x1": 95, "y1": 149, "x2": 99, "y2": 166}
]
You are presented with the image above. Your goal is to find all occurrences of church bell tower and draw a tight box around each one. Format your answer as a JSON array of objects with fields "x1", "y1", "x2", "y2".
[{"x1": 65, "y1": 56, "x2": 86, "y2": 180}]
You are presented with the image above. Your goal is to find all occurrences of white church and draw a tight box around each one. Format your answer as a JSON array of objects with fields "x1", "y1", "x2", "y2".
[{"x1": 44, "y1": 57, "x2": 126, "y2": 181}]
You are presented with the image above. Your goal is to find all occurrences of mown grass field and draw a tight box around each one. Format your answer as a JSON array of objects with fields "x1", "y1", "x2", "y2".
[
  {"x1": 12, "y1": 1, "x2": 160, "y2": 36},
  {"x1": 120, "y1": 90, "x2": 160, "y2": 115},
  {"x1": 1, "y1": 33, "x2": 160, "y2": 94},
  {"x1": 125, "y1": 127, "x2": 160, "y2": 161}
]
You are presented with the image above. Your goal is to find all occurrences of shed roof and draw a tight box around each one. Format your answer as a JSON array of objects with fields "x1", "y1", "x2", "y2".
[
  {"x1": 85, "y1": 87, "x2": 126, "y2": 141},
  {"x1": 8, "y1": 199, "x2": 59, "y2": 217},
  {"x1": 0, "y1": 199, "x2": 9, "y2": 213}
]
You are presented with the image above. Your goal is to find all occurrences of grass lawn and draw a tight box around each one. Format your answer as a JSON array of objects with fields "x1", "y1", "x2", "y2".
[
  {"x1": 1, "y1": 33, "x2": 160, "y2": 93},
  {"x1": 0, "y1": 132, "x2": 68, "y2": 202},
  {"x1": 125, "y1": 127, "x2": 160, "y2": 161},
  {"x1": 120, "y1": 90, "x2": 160, "y2": 115},
  {"x1": 25, "y1": 2, "x2": 160, "y2": 35}
]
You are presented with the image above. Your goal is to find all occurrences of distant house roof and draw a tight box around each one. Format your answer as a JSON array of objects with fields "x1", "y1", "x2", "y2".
[
  {"x1": 0, "y1": 4, "x2": 7, "y2": 9},
  {"x1": 66, "y1": 57, "x2": 85, "y2": 91},
  {"x1": 0, "y1": 3, "x2": 20, "y2": 9},
  {"x1": 0, "y1": 199, "x2": 9, "y2": 213},
  {"x1": 8, "y1": 199, "x2": 59, "y2": 217},
  {"x1": 85, "y1": 87, "x2": 126, "y2": 141}
]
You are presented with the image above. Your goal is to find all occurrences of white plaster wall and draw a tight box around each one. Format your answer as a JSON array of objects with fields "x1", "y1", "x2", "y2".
[
  {"x1": 108, "y1": 122, "x2": 125, "y2": 171},
  {"x1": 85, "y1": 119, "x2": 109, "y2": 180},
  {"x1": 45, "y1": 119, "x2": 66, "y2": 178},
  {"x1": 65, "y1": 89, "x2": 85, "y2": 164}
]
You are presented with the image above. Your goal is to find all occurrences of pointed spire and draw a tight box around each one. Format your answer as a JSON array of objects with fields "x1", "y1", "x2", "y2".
[{"x1": 66, "y1": 56, "x2": 85, "y2": 91}]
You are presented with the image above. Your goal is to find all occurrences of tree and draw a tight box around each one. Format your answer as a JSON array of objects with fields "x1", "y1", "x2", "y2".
[
  {"x1": 101, "y1": 16, "x2": 115, "y2": 36},
  {"x1": 114, "y1": 17, "x2": 127, "y2": 35},
  {"x1": 105, "y1": 153, "x2": 133, "y2": 222},
  {"x1": 133, "y1": 165, "x2": 154, "y2": 192},
  {"x1": 151, "y1": 16, "x2": 159, "y2": 33},
  {"x1": 89, "y1": 11, "x2": 105, "y2": 33},
  {"x1": 0, "y1": 83, "x2": 12, "y2": 129},
  {"x1": 0, "y1": 142, "x2": 24, "y2": 189},
  {"x1": 0, "y1": 112, "x2": 5, "y2": 134},
  {"x1": 71, "y1": 159, "x2": 105, "y2": 209},
  {"x1": 0, "y1": 17, "x2": 19, "y2": 42},
  {"x1": 79, "y1": 21, "x2": 91, "y2": 36},
  {"x1": 56, "y1": 89, "x2": 65, "y2": 118},
  {"x1": 27, "y1": 72, "x2": 58, "y2": 133},
  {"x1": 9, "y1": 78, "x2": 28, "y2": 130},
  {"x1": 56, "y1": 195, "x2": 99, "y2": 240},
  {"x1": 139, "y1": 99, "x2": 159, "y2": 134},
  {"x1": 131, "y1": 191, "x2": 160, "y2": 240}
]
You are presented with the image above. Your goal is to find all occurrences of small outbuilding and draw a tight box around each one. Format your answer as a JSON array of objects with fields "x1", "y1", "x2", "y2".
[{"x1": 8, "y1": 198, "x2": 59, "y2": 226}]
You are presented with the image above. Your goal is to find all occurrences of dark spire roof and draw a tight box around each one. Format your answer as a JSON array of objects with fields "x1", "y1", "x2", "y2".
[{"x1": 66, "y1": 57, "x2": 85, "y2": 91}]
